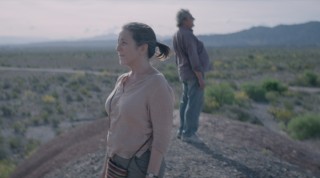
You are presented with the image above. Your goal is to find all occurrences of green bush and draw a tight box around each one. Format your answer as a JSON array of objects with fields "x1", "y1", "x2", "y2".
[
  {"x1": 0, "y1": 160, "x2": 16, "y2": 178},
  {"x1": 223, "y1": 106, "x2": 262, "y2": 125},
  {"x1": 204, "y1": 83, "x2": 235, "y2": 112},
  {"x1": 163, "y1": 70, "x2": 180, "y2": 84},
  {"x1": 0, "y1": 135, "x2": 7, "y2": 160},
  {"x1": 0, "y1": 146, "x2": 7, "y2": 161},
  {"x1": 13, "y1": 121, "x2": 26, "y2": 134},
  {"x1": 242, "y1": 79, "x2": 287, "y2": 103},
  {"x1": 296, "y1": 71, "x2": 319, "y2": 87},
  {"x1": 269, "y1": 107, "x2": 294, "y2": 124},
  {"x1": 203, "y1": 96, "x2": 219, "y2": 112},
  {"x1": 0, "y1": 106, "x2": 13, "y2": 117},
  {"x1": 42, "y1": 95, "x2": 56, "y2": 104},
  {"x1": 161, "y1": 64, "x2": 179, "y2": 84},
  {"x1": 265, "y1": 91, "x2": 280, "y2": 104},
  {"x1": 242, "y1": 83, "x2": 267, "y2": 102},
  {"x1": 80, "y1": 87, "x2": 91, "y2": 97},
  {"x1": 287, "y1": 113, "x2": 320, "y2": 140},
  {"x1": 304, "y1": 71, "x2": 318, "y2": 86},
  {"x1": 31, "y1": 116, "x2": 42, "y2": 126},
  {"x1": 262, "y1": 79, "x2": 287, "y2": 93},
  {"x1": 234, "y1": 91, "x2": 250, "y2": 107},
  {"x1": 9, "y1": 137, "x2": 23, "y2": 151},
  {"x1": 25, "y1": 139, "x2": 40, "y2": 158}
]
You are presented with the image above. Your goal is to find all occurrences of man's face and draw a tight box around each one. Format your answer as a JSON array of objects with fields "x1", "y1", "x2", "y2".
[{"x1": 184, "y1": 15, "x2": 195, "y2": 29}]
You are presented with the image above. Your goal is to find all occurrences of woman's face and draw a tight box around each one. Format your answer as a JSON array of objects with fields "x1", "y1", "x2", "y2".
[{"x1": 116, "y1": 29, "x2": 141, "y2": 66}]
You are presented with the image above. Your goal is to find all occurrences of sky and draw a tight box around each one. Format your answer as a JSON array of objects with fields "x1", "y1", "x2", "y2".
[{"x1": 0, "y1": 0, "x2": 320, "y2": 40}]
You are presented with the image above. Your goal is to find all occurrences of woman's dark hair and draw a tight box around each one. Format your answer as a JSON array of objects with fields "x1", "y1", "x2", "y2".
[{"x1": 122, "y1": 22, "x2": 170, "y2": 60}]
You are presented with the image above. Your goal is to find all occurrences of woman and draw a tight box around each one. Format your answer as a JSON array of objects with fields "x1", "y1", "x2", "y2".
[{"x1": 103, "y1": 22, "x2": 174, "y2": 178}]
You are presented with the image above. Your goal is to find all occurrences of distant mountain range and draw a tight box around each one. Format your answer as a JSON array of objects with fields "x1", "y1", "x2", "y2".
[
  {"x1": 1, "y1": 21, "x2": 319, "y2": 47},
  {"x1": 0, "y1": 36, "x2": 51, "y2": 45},
  {"x1": 197, "y1": 21, "x2": 320, "y2": 47}
]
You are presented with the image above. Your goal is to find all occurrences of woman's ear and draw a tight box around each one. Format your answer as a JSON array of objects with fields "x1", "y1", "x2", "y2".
[{"x1": 139, "y1": 43, "x2": 148, "y2": 56}]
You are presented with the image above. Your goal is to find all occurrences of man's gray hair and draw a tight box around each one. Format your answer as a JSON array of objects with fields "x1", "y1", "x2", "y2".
[{"x1": 176, "y1": 9, "x2": 194, "y2": 27}]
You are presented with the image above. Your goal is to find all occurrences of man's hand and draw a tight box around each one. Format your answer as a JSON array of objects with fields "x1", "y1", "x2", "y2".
[
  {"x1": 194, "y1": 71, "x2": 205, "y2": 90},
  {"x1": 198, "y1": 77, "x2": 205, "y2": 89}
]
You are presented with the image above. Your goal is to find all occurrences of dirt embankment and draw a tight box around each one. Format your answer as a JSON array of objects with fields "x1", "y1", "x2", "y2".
[{"x1": 10, "y1": 112, "x2": 320, "y2": 178}]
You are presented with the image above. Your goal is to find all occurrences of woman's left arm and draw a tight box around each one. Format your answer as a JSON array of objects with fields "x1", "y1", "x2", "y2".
[{"x1": 147, "y1": 78, "x2": 174, "y2": 176}]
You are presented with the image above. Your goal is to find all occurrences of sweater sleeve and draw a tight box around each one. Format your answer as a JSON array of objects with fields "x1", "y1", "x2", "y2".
[{"x1": 147, "y1": 77, "x2": 174, "y2": 175}]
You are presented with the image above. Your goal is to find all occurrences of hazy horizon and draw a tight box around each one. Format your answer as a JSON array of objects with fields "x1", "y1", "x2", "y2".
[{"x1": 1, "y1": 0, "x2": 320, "y2": 41}]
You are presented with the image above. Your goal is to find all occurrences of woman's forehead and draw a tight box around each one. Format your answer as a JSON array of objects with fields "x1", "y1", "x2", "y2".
[{"x1": 118, "y1": 30, "x2": 132, "y2": 40}]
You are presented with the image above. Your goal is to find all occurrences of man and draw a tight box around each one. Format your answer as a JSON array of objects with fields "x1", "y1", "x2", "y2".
[{"x1": 173, "y1": 9, "x2": 211, "y2": 143}]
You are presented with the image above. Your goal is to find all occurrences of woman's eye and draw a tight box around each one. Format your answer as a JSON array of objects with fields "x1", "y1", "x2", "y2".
[{"x1": 117, "y1": 39, "x2": 126, "y2": 46}]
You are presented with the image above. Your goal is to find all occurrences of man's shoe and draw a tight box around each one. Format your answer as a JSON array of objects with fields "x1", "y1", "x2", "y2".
[{"x1": 182, "y1": 134, "x2": 203, "y2": 144}]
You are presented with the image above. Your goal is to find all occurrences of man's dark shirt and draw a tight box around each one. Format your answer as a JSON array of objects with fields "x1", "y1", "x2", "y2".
[{"x1": 173, "y1": 27, "x2": 210, "y2": 81}]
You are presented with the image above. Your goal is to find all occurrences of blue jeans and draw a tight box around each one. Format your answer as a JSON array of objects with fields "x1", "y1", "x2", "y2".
[{"x1": 179, "y1": 79, "x2": 204, "y2": 137}]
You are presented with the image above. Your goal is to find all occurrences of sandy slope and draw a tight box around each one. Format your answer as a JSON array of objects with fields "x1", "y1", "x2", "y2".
[{"x1": 10, "y1": 112, "x2": 320, "y2": 178}]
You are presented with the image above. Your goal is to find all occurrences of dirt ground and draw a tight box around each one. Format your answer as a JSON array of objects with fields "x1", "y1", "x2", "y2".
[{"x1": 10, "y1": 111, "x2": 320, "y2": 178}]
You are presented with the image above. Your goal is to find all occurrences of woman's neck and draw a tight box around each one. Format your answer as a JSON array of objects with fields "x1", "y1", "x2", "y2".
[{"x1": 129, "y1": 59, "x2": 154, "y2": 79}]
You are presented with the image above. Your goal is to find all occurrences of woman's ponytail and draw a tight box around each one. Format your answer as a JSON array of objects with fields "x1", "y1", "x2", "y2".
[{"x1": 155, "y1": 42, "x2": 171, "y2": 60}]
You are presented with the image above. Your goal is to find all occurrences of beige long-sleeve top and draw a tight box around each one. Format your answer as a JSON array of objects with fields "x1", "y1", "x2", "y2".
[{"x1": 105, "y1": 71, "x2": 174, "y2": 175}]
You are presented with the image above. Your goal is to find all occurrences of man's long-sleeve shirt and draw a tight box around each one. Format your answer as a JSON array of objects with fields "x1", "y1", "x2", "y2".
[{"x1": 173, "y1": 27, "x2": 211, "y2": 81}]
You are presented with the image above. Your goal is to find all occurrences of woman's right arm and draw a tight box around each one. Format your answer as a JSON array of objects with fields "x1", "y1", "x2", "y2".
[
  {"x1": 102, "y1": 74, "x2": 127, "y2": 178},
  {"x1": 105, "y1": 74, "x2": 127, "y2": 130}
]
